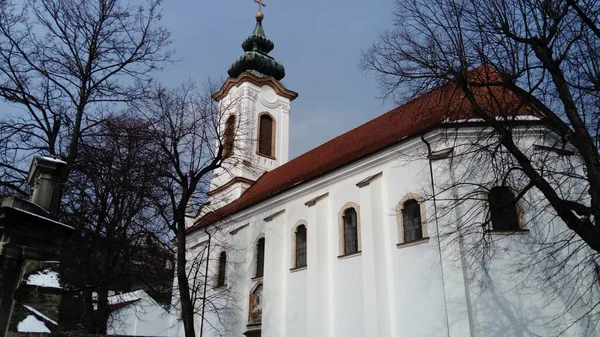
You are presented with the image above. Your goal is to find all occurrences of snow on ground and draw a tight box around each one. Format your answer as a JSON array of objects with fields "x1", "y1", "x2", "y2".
[
  {"x1": 23, "y1": 305, "x2": 58, "y2": 325},
  {"x1": 26, "y1": 269, "x2": 61, "y2": 289},
  {"x1": 17, "y1": 315, "x2": 50, "y2": 333}
]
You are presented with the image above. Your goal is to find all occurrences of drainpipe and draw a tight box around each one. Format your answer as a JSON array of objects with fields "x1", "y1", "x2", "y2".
[
  {"x1": 421, "y1": 135, "x2": 451, "y2": 337},
  {"x1": 199, "y1": 229, "x2": 212, "y2": 337}
]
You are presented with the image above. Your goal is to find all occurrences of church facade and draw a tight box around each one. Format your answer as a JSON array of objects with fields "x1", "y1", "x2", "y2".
[{"x1": 175, "y1": 11, "x2": 598, "y2": 337}]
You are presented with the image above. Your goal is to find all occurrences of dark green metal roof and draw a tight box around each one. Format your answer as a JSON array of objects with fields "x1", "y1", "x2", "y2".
[{"x1": 228, "y1": 17, "x2": 285, "y2": 81}]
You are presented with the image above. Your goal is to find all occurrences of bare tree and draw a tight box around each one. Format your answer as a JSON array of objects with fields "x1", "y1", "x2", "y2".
[
  {"x1": 362, "y1": 0, "x2": 600, "y2": 334},
  {"x1": 140, "y1": 80, "x2": 248, "y2": 337},
  {"x1": 0, "y1": 0, "x2": 171, "y2": 214},
  {"x1": 59, "y1": 116, "x2": 169, "y2": 334}
]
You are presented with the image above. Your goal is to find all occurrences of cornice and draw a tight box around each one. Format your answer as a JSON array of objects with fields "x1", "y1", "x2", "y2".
[
  {"x1": 207, "y1": 177, "x2": 256, "y2": 197},
  {"x1": 212, "y1": 72, "x2": 298, "y2": 102}
]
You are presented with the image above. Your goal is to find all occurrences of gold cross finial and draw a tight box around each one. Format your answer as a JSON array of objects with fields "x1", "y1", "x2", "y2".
[{"x1": 254, "y1": 0, "x2": 266, "y2": 21}]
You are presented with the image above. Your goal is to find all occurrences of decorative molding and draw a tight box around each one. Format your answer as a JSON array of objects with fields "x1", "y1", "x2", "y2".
[
  {"x1": 258, "y1": 95, "x2": 281, "y2": 109},
  {"x1": 212, "y1": 72, "x2": 298, "y2": 101},
  {"x1": 356, "y1": 171, "x2": 382, "y2": 188},
  {"x1": 304, "y1": 192, "x2": 329, "y2": 207},
  {"x1": 207, "y1": 177, "x2": 256, "y2": 197},
  {"x1": 230, "y1": 223, "x2": 250, "y2": 235},
  {"x1": 427, "y1": 147, "x2": 454, "y2": 160},
  {"x1": 242, "y1": 87, "x2": 259, "y2": 99},
  {"x1": 396, "y1": 237, "x2": 430, "y2": 249},
  {"x1": 189, "y1": 240, "x2": 208, "y2": 250},
  {"x1": 337, "y1": 251, "x2": 362, "y2": 259},
  {"x1": 289, "y1": 266, "x2": 307, "y2": 273},
  {"x1": 280, "y1": 103, "x2": 291, "y2": 113},
  {"x1": 263, "y1": 209, "x2": 285, "y2": 222}
]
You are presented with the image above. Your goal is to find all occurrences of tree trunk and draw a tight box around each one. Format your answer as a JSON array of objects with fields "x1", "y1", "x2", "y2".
[
  {"x1": 82, "y1": 289, "x2": 96, "y2": 333},
  {"x1": 95, "y1": 285, "x2": 110, "y2": 334},
  {"x1": 176, "y1": 219, "x2": 196, "y2": 337}
]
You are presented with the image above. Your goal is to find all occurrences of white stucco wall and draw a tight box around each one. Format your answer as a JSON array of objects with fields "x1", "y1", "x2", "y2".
[{"x1": 176, "y1": 125, "x2": 597, "y2": 337}]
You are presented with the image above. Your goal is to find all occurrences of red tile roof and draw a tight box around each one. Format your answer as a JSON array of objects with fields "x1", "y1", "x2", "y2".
[{"x1": 188, "y1": 67, "x2": 541, "y2": 233}]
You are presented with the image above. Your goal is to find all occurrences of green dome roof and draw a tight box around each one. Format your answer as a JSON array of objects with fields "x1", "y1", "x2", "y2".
[{"x1": 228, "y1": 17, "x2": 285, "y2": 81}]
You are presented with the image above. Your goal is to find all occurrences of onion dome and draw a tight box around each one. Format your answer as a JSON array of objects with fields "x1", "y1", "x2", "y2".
[{"x1": 227, "y1": 14, "x2": 286, "y2": 81}]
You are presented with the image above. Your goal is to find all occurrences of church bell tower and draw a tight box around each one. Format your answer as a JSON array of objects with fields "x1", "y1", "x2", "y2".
[{"x1": 207, "y1": 8, "x2": 298, "y2": 210}]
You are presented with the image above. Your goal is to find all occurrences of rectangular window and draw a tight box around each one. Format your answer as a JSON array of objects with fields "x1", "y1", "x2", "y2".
[
  {"x1": 256, "y1": 238, "x2": 265, "y2": 277},
  {"x1": 295, "y1": 226, "x2": 307, "y2": 268},
  {"x1": 343, "y1": 209, "x2": 358, "y2": 255}
]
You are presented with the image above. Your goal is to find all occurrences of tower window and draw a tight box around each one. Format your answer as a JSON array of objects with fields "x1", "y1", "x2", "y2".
[
  {"x1": 488, "y1": 186, "x2": 520, "y2": 231},
  {"x1": 258, "y1": 114, "x2": 274, "y2": 157},
  {"x1": 256, "y1": 237, "x2": 265, "y2": 278},
  {"x1": 217, "y1": 251, "x2": 227, "y2": 287},
  {"x1": 403, "y1": 199, "x2": 422, "y2": 242},
  {"x1": 295, "y1": 225, "x2": 307, "y2": 268},
  {"x1": 343, "y1": 208, "x2": 358, "y2": 255},
  {"x1": 223, "y1": 115, "x2": 236, "y2": 158}
]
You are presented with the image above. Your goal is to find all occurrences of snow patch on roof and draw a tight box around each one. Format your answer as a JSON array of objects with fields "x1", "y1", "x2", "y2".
[
  {"x1": 108, "y1": 289, "x2": 144, "y2": 305},
  {"x1": 39, "y1": 156, "x2": 67, "y2": 164},
  {"x1": 26, "y1": 269, "x2": 61, "y2": 289},
  {"x1": 17, "y1": 315, "x2": 50, "y2": 333},
  {"x1": 23, "y1": 305, "x2": 58, "y2": 325}
]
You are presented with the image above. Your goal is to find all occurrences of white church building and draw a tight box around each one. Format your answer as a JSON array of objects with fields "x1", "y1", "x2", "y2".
[{"x1": 174, "y1": 10, "x2": 599, "y2": 337}]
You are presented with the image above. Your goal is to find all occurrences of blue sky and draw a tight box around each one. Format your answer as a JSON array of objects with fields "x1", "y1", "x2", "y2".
[{"x1": 160, "y1": 0, "x2": 397, "y2": 158}]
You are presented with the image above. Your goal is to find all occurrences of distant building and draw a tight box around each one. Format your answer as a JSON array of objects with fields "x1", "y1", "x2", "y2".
[{"x1": 108, "y1": 290, "x2": 179, "y2": 336}]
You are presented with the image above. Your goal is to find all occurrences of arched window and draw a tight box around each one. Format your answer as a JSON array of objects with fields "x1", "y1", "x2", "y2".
[
  {"x1": 256, "y1": 237, "x2": 265, "y2": 278},
  {"x1": 403, "y1": 199, "x2": 422, "y2": 242},
  {"x1": 223, "y1": 115, "x2": 236, "y2": 158},
  {"x1": 343, "y1": 208, "x2": 358, "y2": 255},
  {"x1": 488, "y1": 186, "x2": 520, "y2": 231},
  {"x1": 295, "y1": 225, "x2": 307, "y2": 268},
  {"x1": 216, "y1": 251, "x2": 227, "y2": 287},
  {"x1": 258, "y1": 114, "x2": 274, "y2": 157}
]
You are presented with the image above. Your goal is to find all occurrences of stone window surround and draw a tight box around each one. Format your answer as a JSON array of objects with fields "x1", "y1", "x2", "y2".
[
  {"x1": 337, "y1": 202, "x2": 362, "y2": 257},
  {"x1": 396, "y1": 193, "x2": 429, "y2": 244}
]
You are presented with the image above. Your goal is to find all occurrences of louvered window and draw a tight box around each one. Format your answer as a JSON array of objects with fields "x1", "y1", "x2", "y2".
[
  {"x1": 223, "y1": 115, "x2": 235, "y2": 158},
  {"x1": 258, "y1": 114, "x2": 273, "y2": 156}
]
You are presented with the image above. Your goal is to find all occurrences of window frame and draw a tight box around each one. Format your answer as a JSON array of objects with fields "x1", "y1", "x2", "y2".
[
  {"x1": 215, "y1": 251, "x2": 227, "y2": 288},
  {"x1": 256, "y1": 112, "x2": 276, "y2": 159},
  {"x1": 396, "y1": 193, "x2": 429, "y2": 245},
  {"x1": 337, "y1": 202, "x2": 362, "y2": 258},
  {"x1": 223, "y1": 115, "x2": 236, "y2": 158},
  {"x1": 253, "y1": 235, "x2": 266, "y2": 279},
  {"x1": 290, "y1": 221, "x2": 308, "y2": 270}
]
